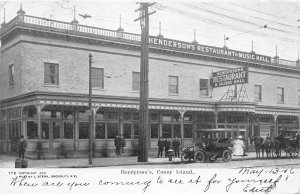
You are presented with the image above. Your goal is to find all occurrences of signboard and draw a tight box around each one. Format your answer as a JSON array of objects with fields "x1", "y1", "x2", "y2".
[
  {"x1": 148, "y1": 36, "x2": 271, "y2": 63},
  {"x1": 212, "y1": 67, "x2": 248, "y2": 88}
]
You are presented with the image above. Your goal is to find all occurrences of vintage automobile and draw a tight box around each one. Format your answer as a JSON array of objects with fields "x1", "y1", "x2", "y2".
[
  {"x1": 181, "y1": 137, "x2": 233, "y2": 163},
  {"x1": 181, "y1": 128, "x2": 242, "y2": 163}
]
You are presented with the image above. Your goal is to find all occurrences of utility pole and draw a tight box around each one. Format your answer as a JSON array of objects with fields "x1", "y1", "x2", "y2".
[
  {"x1": 134, "y1": 3, "x2": 155, "y2": 162},
  {"x1": 88, "y1": 53, "x2": 93, "y2": 165}
]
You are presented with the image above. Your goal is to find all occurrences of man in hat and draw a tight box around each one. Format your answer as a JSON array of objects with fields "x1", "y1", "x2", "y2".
[{"x1": 18, "y1": 135, "x2": 27, "y2": 159}]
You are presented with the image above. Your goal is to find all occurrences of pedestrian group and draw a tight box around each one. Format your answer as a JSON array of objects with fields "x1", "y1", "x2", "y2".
[{"x1": 157, "y1": 137, "x2": 181, "y2": 158}]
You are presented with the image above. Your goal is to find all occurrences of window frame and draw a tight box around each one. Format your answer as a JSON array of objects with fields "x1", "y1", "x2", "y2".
[
  {"x1": 132, "y1": 72, "x2": 140, "y2": 91},
  {"x1": 168, "y1": 75, "x2": 178, "y2": 94},
  {"x1": 199, "y1": 78, "x2": 209, "y2": 96},
  {"x1": 298, "y1": 89, "x2": 300, "y2": 105},
  {"x1": 9, "y1": 64, "x2": 14, "y2": 87},
  {"x1": 91, "y1": 67, "x2": 104, "y2": 89},
  {"x1": 254, "y1": 85, "x2": 262, "y2": 102},
  {"x1": 44, "y1": 63, "x2": 59, "y2": 85},
  {"x1": 277, "y1": 87, "x2": 284, "y2": 103}
]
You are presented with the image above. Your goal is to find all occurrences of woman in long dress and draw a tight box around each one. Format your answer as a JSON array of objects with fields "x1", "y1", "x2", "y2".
[{"x1": 233, "y1": 135, "x2": 244, "y2": 156}]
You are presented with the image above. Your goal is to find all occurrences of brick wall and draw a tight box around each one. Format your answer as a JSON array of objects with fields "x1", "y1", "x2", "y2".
[{"x1": 1, "y1": 33, "x2": 299, "y2": 108}]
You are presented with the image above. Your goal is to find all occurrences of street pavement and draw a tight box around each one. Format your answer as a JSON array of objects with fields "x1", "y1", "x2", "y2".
[{"x1": 0, "y1": 152, "x2": 272, "y2": 168}]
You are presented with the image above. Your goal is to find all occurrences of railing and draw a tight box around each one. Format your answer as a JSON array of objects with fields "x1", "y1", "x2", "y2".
[
  {"x1": 278, "y1": 59, "x2": 297, "y2": 67},
  {"x1": 3, "y1": 14, "x2": 299, "y2": 68},
  {"x1": 271, "y1": 58, "x2": 297, "y2": 67},
  {"x1": 24, "y1": 15, "x2": 72, "y2": 30}
]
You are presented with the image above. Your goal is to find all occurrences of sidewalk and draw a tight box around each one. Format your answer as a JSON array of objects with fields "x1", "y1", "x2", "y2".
[{"x1": 0, "y1": 152, "x2": 258, "y2": 168}]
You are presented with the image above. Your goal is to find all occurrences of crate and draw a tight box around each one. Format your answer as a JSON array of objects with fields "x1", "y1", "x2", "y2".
[{"x1": 15, "y1": 159, "x2": 28, "y2": 168}]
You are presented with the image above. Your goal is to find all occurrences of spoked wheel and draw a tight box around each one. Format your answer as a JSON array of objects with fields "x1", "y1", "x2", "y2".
[
  {"x1": 272, "y1": 150, "x2": 280, "y2": 158},
  {"x1": 286, "y1": 147, "x2": 296, "y2": 158},
  {"x1": 194, "y1": 151, "x2": 205, "y2": 163},
  {"x1": 181, "y1": 153, "x2": 190, "y2": 162},
  {"x1": 289, "y1": 148, "x2": 298, "y2": 158},
  {"x1": 222, "y1": 149, "x2": 232, "y2": 162}
]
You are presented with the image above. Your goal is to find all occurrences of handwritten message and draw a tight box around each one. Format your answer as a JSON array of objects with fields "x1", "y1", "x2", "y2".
[{"x1": 1, "y1": 167, "x2": 299, "y2": 194}]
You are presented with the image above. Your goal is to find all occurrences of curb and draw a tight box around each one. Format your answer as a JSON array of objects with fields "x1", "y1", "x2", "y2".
[{"x1": 48, "y1": 156, "x2": 260, "y2": 168}]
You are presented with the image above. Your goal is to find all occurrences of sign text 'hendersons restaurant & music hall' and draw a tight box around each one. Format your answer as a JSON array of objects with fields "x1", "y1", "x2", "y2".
[
  {"x1": 212, "y1": 67, "x2": 248, "y2": 88},
  {"x1": 148, "y1": 37, "x2": 271, "y2": 63}
]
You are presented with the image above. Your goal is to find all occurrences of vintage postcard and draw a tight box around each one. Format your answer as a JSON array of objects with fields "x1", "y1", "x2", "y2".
[{"x1": 0, "y1": 0, "x2": 300, "y2": 193}]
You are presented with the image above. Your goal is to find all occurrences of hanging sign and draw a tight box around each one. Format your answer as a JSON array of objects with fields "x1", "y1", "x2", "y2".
[{"x1": 212, "y1": 67, "x2": 248, "y2": 88}]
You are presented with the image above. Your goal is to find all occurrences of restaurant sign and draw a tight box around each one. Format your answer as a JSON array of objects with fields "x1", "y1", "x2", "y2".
[
  {"x1": 148, "y1": 37, "x2": 271, "y2": 63},
  {"x1": 212, "y1": 67, "x2": 248, "y2": 88}
]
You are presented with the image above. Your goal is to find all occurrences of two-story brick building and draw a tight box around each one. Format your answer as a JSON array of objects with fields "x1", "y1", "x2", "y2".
[{"x1": 0, "y1": 8, "x2": 299, "y2": 158}]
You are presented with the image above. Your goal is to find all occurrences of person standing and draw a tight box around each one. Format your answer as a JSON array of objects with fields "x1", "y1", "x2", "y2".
[
  {"x1": 120, "y1": 136, "x2": 125, "y2": 153},
  {"x1": 164, "y1": 138, "x2": 171, "y2": 158},
  {"x1": 157, "y1": 138, "x2": 164, "y2": 158},
  {"x1": 114, "y1": 135, "x2": 121, "y2": 156},
  {"x1": 233, "y1": 135, "x2": 244, "y2": 156},
  {"x1": 18, "y1": 135, "x2": 27, "y2": 159},
  {"x1": 172, "y1": 137, "x2": 180, "y2": 158}
]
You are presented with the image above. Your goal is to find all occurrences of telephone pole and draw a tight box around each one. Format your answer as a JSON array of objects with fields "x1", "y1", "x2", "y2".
[
  {"x1": 88, "y1": 53, "x2": 93, "y2": 165},
  {"x1": 134, "y1": 3, "x2": 155, "y2": 162}
]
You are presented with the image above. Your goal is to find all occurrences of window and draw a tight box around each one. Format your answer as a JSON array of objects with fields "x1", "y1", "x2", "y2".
[
  {"x1": 53, "y1": 122, "x2": 61, "y2": 139},
  {"x1": 79, "y1": 122, "x2": 89, "y2": 139},
  {"x1": 200, "y1": 79, "x2": 209, "y2": 96},
  {"x1": 95, "y1": 111, "x2": 105, "y2": 120},
  {"x1": 254, "y1": 85, "x2": 262, "y2": 101},
  {"x1": 162, "y1": 124, "x2": 172, "y2": 138},
  {"x1": 64, "y1": 122, "x2": 73, "y2": 139},
  {"x1": 27, "y1": 121, "x2": 38, "y2": 139},
  {"x1": 123, "y1": 123, "x2": 132, "y2": 139},
  {"x1": 9, "y1": 64, "x2": 14, "y2": 86},
  {"x1": 173, "y1": 124, "x2": 181, "y2": 138},
  {"x1": 277, "y1": 87, "x2": 284, "y2": 103},
  {"x1": 44, "y1": 63, "x2": 59, "y2": 85},
  {"x1": 184, "y1": 124, "x2": 193, "y2": 138},
  {"x1": 150, "y1": 124, "x2": 159, "y2": 138},
  {"x1": 0, "y1": 123, "x2": 6, "y2": 139},
  {"x1": 92, "y1": 67, "x2": 104, "y2": 88},
  {"x1": 132, "y1": 72, "x2": 140, "y2": 91},
  {"x1": 133, "y1": 123, "x2": 139, "y2": 139},
  {"x1": 107, "y1": 123, "x2": 119, "y2": 139},
  {"x1": 169, "y1": 76, "x2": 178, "y2": 94},
  {"x1": 124, "y1": 112, "x2": 131, "y2": 121},
  {"x1": 107, "y1": 111, "x2": 118, "y2": 120},
  {"x1": 41, "y1": 122, "x2": 49, "y2": 139},
  {"x1": 95, "y1": 122, "x2": 105, "y2": 139},
  {"x1": 298, "y1": 89, "x2": 300, "y2": 105},
  {"x1": 162, "y1": 113, "x2": 172, "y2": 122}
]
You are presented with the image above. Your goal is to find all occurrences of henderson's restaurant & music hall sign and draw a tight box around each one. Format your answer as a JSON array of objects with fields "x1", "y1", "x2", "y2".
[
  {"x1": 148, "y1": 36, "x2": 271, "y2": 63},
  {"x1": 212, "y1": 67, "x2": 249, "y2": 88}
]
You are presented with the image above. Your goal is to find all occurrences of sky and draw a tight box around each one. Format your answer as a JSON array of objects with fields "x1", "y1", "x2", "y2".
[{"x1": 1, "y1": 0, "x2": 300, "y2": 61}]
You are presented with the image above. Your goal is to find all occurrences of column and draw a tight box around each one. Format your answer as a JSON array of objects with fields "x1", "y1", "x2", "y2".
[
  {"x1": 214, "y1": 111, "x2": 218, "y2": 129},
  {"x1": 35, "y1": 105, "x2": 42, "y2": 141},
  {"x1": 158, "y1": 111, "x2": 162, "y2": 138},
  {"x1": 5, "y1": 109, "x2": 9, "y2": 152},
  {"x1": 273, "y1": 115, "x2": 278, "y2": 136},
  {"x1": 179, "y1": 109, "x2": 185, "y2": 148}
]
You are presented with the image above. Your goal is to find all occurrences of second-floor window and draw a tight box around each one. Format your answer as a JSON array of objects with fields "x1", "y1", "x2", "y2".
[
  {"x1": 298, "y1": 89, "x2": 300, "y2": 105},
  {"x1": 91, "y1": 67, "x2": 104, "y2": 88},
  {"x1": 277, "y1": 87, "x2": 284, "y2": 103},
  {"x1": 132, "y1": 72, "x2": 140, "y2": 91},
  {"x1": 44, "y1": 63, "x2": 59, "y2": 85},
  {"x1": 169, "y1": 76, "x2": 178, "y2": 94},
  {"x1": 9, "y1": 64, "x2": 14, "y2": 86},
  {"x1": 200, "y1": 79, "x2": 209, "y2": 96},
  {"x1": 254, "y1": 85, "x2": 262, "y2": 101}
]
